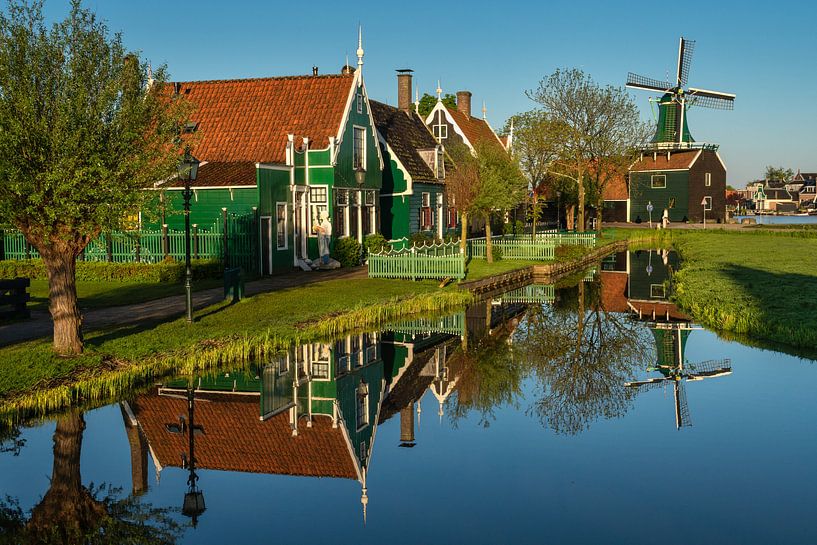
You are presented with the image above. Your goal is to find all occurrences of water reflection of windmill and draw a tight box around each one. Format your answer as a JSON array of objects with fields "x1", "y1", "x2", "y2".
[{"x1": 626, "y1": 322, "x2": 732, "y2": 429}]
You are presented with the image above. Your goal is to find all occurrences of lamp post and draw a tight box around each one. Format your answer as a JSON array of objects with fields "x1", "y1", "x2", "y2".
[
  {"x1": 182, "y1": 386, "x2": 206, "y2": 527},
  {"x1": 355, "y1": 167, "x2": 366, "y2": 245},
  {"x1": 178, "y1": 149, "x2": 199, "y2": 323},
  {"x1": 556, "y1": 191, "x2": 562, "y2": 230}
]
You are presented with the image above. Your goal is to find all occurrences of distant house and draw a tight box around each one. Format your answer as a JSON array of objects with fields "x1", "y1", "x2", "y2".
[
  {"x1": 149, "y1": 40, "x2": 383, "y2": 274},
  {"x1": 750, "y1": 183, "x2": 799, "y2": 211},
  {"x1": 423, "y1": 88, "x2": 508, "y2": 154},
  {"x1": 371, "y1": 71, "x2": 450, "y2": 241},
  {"x1": 628, "y1": 149, "x2": 726, "y2": 223}
]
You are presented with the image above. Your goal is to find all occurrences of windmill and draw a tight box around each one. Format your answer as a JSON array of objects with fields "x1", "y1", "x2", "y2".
[
  {"x1": 625, "y1": 323, "x2": 732, "y2": 429},
  {"x1": 626, "y1": 37, "x2": 735, "y2": 149}
]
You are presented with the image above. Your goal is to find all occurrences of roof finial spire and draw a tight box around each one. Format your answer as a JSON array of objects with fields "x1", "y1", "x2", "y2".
[
  {"x1": 147, "y1": 62, "x2": 155, "y2": 90},
  {"x1": 482, "y1": 101, "x2": 487, "y2": 120},
  {"x1": 415, "y1": 87, "x2": 420, "y2": 112},
  {"x1": 361, "y1": 486, "x2": 368, "y2": 526},
  {"x1": 436, "y1": 80, "x2": 442, "y2": 102},
  {"x1": 356, "y1": 25, "x2": 364, "y2": 72}
]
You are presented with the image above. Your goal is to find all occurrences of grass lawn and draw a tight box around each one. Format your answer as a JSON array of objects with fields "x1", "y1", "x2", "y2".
[
  {"x1": 671, "y1": 230, "x2": 817, "y2": 348},
  {"x1": 26, "y1": 278, "x2": 224, "y2": 312}
]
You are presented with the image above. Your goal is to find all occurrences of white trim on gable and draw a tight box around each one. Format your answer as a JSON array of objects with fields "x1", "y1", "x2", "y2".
[
  {"x1": 375, "y1": 129, "x2": 413, "y2": 197},
  {"x1": 425, "y1": 102, "x2": 475, "y2": 152},
  {"x1": 334, "y1": 71, "x2": 385, "y2": 170}
]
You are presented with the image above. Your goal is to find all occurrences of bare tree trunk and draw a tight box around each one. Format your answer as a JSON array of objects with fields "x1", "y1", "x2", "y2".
[
  {"x1": 566, "y1": 204, "x2": 576, "y2": 231},
  {"x1": 485, "y1": 215, "x2": 494, "y2": 264},
  {"x1": 531, "y1": 193, "x2": 538, "y2": 238},
  {"x1": 577, "y1": 165, "x2": 585, "y2": 233},
  {"x1": 40, "y1": 242, "x2": 83, "y2": 355},
  {"x1": 596, "y1": 194, "x2": 604, "y2": 236},
  {"x1": 460, "y1": 211, "x2": 468, "y2": 254}
]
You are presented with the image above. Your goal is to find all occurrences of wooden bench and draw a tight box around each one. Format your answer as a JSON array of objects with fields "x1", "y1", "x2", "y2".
[{"x1": 0, "y1": 277, "x2": 31, "y2": 320}]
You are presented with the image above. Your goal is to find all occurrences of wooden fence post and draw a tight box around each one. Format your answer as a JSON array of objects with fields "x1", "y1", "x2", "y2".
[
  {"x1": 252, "y1": 207, "x2": 259, "y2": 275},
  {"x1": 222, "y1": 208, "x2": 229, "y2": 269},
  {"x1": 162, "y1": 224, "x2": 169, "y2": 259},
  {"x1": 0, "y1": 228, "x2": 5, "y2": 261},
  {"x1": 135, "y1": 232, "x2": 141, "y2": 263},
  {"x1": 193, "y1": 224, "x2": 199, "y2": 259}
]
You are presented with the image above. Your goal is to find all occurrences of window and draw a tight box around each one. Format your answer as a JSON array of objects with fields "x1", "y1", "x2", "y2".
[
  {"x1": 356, "y1": 93, "x2": 363, "y2": 114},
  {"x1": 448, "y1": 207, "x2": 458, "y2": 228},
  {"x1": 310, "y1": 344, "x2": 331, "y2": 380},
  {"x1": 353, "y1": 126, "x2": 366, "y2": 170},
  {"x1": 435, "y1": 146, "x2": 445, "y2": 179},
  {"x1": 705, "y1": 172, "x2": 712, "y2": 187},
  {"x1": 433, "y1": 123, "x2": 447, "y2": 140},
  {"x1": 309, "y1": 186, "x2": 328, "y2": 235},
  {"x1": 650, "y1": 284, "x2": 666, "y2": 298},
  {"x1": 363, "y1": 190, "x2": 377, "y2": 236},
  {"x1": 276, "y1": 203, "x2": 288, "y2": 250},
  {"x1": 651, "y1": 175, "x2": 666, "y2": 189},
  {"x1": 703, "y1": 196, "x2": 712, "y2": 211},
  {"x1": 356, "y1": 381, "x2": 369, "y2": 430},
  {"x1": 421, "y1": 192, "x2": 432, "y2": 230},
  {"x1": 334, "y1": 188, "x2": 350, "y2": 237}
]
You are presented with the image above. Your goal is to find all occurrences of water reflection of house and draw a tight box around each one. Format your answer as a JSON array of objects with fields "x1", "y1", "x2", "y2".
[{"x1": 121, "y1": 332, "x2": 385, "y2": 518}]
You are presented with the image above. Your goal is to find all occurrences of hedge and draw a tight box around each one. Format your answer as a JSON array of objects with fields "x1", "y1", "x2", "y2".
[{"x1": 0, "y1": 258, "x2": 224, "y2": 283}]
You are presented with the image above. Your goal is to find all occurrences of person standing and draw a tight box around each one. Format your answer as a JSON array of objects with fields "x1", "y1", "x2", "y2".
[{"x1": 318, "y1": 211, "x2": 332, "y2": 265}]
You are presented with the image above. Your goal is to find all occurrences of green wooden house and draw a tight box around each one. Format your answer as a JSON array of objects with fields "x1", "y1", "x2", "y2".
[
  {"x1": 150, "y1": 43, "x2": 383, "y2": 274},
  {"x1": 370, "y1": 71, "x2": 451, "y2": 242}
]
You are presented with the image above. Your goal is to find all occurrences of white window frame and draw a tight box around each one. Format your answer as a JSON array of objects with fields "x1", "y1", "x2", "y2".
[
  {"x1": 275, "y1": 203, "x2": 288, "y2": 250},
  {"x1": 422, "y1": 192, "x2": 431, "y2": 207},
  {"x1": 703, "y1": 196, "x2": 713, "y2": 211},
  {"x1": 356, "y1": 93, "x2": 363, "y2": 114},
  {"x1": 356, "y1": 381, "x2": 370, "y2": 431},
  {"x1": 650, "y1": 284, "x2": 666, "y2": 298},
  {"x1": 651, "y1": 174, "x2": 667, "y2": 189},
  {"x1": 433, "y1": 123, "x2": 447, "y2": 140},
  {"x1": 705, "y1": 172, "x2": 712, "y2": 187},
  {"x1": 308, "y1": 185, "x2": 329, "y2": 237},
  {"x1": 353, "y1": 125, "x2": 366, "y2": 170}
]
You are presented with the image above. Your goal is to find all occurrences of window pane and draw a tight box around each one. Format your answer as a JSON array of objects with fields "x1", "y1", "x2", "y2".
[
  {"x1": 276, "y1": 204, "x2": 287, "y2": 249},
  {"x1": 353, "y1": 127, "x2": 365, "y2": 170}
]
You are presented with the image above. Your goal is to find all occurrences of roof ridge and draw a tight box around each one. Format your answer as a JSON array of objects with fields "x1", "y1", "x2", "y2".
[{"x1": 172, "y1": 73, "x2": 353, "y2": 86}]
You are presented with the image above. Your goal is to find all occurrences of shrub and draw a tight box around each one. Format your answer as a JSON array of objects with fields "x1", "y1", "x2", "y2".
[
  {"x1": 332, "y1": 237, "x2": 362, "y2": 268},
  {"x1": 409, "y1": 231, "x2": 434, "y2": 247},
  {"x1": 490, "y1": 245, "x2": 504, "y2": 260},
  {"x1": 554, "y1": 245, "x2": 591, "y2": 262},
  {"x1": 0, "y1": 259, "x2": 224, "y2": 283},
  {"x1": 363, "y1": 233, "x2": 389, "y2": 255},
  {"x1": 503, "y1": 220, "x2": 525, "y2": 236}
]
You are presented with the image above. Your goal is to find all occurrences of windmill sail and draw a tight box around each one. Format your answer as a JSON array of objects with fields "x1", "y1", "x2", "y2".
[
  {"x1": 626, "y1": 72, "x2": 672, "y2": 93},
  {"x1": 677, "y1": 37, "x2": 696, "y2": 87},
  {"x1": 688, "y1": 88, "x2": 735, "y2": 110}
]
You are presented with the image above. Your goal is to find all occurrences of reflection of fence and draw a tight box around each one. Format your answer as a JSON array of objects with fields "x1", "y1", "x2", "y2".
[
  {"x1": 388, "y1": 311, "x2": 466, "y2": 337},
  {"x1": 498, "y1": 284, "x2": 555, "y2": 304},
  {"x1": 1, "y1": 213, "x2": 258, "y2": 273},
  {"x1": 368, "y1": 241, "x2": 465, "y2": 280}
]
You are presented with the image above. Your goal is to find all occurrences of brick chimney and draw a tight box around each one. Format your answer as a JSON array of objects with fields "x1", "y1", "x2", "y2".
[
  {"x1": 397, "y1": 69, "x2": 413, "y2": 112},
  {"x1": 399, "y1": 403, "x2": 415, "y2": 445},
  {"x1": 457, "y1": 90, "x2": 472, "y2": 118}
]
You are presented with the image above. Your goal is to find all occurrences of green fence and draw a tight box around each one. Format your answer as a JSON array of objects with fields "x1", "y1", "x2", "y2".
[
  {"x1": 468, "y1": 236, "x2": 556, "y2": 260},
  {"x1": 532, "y1": 231, "x2": 597, "y2": 247},
  {"x1": 1, "y1": 213, "x2": 258, "y2": 273},
  {"x1": 368, "y1": 241, "x2": 465, "y2": 280}
]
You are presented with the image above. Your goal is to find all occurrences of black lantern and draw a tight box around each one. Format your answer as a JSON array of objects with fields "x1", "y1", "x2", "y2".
[
  {"x1": 354, "y1": 166, "x2": 366, "y2": 186},
  {"x1": 179, "y1": 148, "x2": 200, "y2": 323},
  {"x1": 181, "y1": 387, "x2": 206, "y2": 526}
]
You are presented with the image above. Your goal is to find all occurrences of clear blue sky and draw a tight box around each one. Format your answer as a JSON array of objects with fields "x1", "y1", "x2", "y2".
[{"x1": 46, "y1": 0, "x2": 817, "y2": 185}]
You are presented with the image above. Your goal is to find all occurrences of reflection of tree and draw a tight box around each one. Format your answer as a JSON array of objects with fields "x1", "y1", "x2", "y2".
[
  {"x1": 0, "y1": 424, "x2": 25, "y2": 456},
  {"x1": 517, "y1": 281, "x2": 655, "y2": 435},
  {"x1": 0, "y1": 412, "x2": 181, "y2": 544},
  {"x1": 449, "y1": 310, "x2": 529, "y2": 427}
]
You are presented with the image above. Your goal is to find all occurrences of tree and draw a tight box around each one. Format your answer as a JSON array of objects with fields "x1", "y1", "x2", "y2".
[
  {"x1": 527, "y1": 69, "x2": 646, "y2": 232},
  {"x1": 412, "y1": 92, "x2": 456, "y2": 117},
  {"x1": 503, "y1": 110, "x2": 565, "y2": 235},
  {"x1": 0, "y1": 1, "x2": 188, "y2": 354},
  {"x1": 445, "y1": 144, "x2": 481, "y2": 254},
  {"x1": 764, "y1": 165, "x2": 794, "y2": 181}
]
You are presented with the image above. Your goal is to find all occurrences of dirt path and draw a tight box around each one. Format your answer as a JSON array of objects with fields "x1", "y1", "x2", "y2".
[{"x1": 0, "y1": 267, "x2": 367, "y2": 348}]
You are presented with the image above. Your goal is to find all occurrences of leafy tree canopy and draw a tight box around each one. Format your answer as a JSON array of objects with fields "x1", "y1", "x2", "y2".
[{"x1": 412, "y1": 92, "x2": 456, "y2": 117}]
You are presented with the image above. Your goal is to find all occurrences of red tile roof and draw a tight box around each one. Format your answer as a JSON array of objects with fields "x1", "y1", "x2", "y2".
[
  {"x1": 630, "y1": 150, "x2": 700, "y2": 172},
  {"x1": 131, "y1": 390, "x2": 358, "y2": 479},
  {"x1": 171, "y1": 74, "x2": 355, "y2": 164},
  {"x1": 165, "y1": 161, "x2": 257, "y2": 188},
  {"x1": 447, "y1": 108, "x2": 505, "y2": 151},
  {"x1": 600, "y1": 271, "x2": 629, "y2": 312}
]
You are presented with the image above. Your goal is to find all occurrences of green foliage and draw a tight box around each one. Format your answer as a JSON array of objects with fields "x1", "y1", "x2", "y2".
[
  {"x1": 332, "y1": 237, "x2": 362, "y2": 268},
  {"x1": 0, "y1": 259, "x2": 223, "y2": 282},
  {"x1": 503, "y1": 220, "x2": 524, "y2": 235},
  {"x1": 0, "y1": 1, "x2": 187, "y2": 241},
  {"x1": 413, "y1": 92, "x2": 457, "y2": 117},
  {"x1": 409, "y1": 231, "x2": 435, "y2": 247},
  {"x1": 362, "y1": 233, "x2": 389, "y2": 255},
  {"x1": 764, "y1": 165, "x2": 794, "y2": 181},
  {"x1": 554, "y1": 244, "x2": 591, "y2": 262}
]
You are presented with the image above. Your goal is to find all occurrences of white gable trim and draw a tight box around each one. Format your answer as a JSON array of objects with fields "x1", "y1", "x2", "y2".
[
  {"x1": 425, "y1": 102, "x2": 475, "y2": 152},
  {"x1": 334, "y1": 71, "x2": 385, "y2": 170},
  {"x1": 376, "y1": 129, "x2": 413, "y2": 197}
]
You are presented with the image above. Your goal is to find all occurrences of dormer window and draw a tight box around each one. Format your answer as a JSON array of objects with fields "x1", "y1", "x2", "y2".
[
  {"x1": 433, "y1": 123, "x2": 447, "y2": 140},
  {"x1": 182, "y1": 121, "x2": 198, "y2": 134}
]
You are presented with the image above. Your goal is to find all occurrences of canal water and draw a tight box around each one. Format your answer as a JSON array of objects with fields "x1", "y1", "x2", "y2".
[
  {"x1": 2, "y1": 250, "x2": 817, "y2": 545},
  {"x1": 735, "y1": 214, "x2": 817, "y2": 225}
]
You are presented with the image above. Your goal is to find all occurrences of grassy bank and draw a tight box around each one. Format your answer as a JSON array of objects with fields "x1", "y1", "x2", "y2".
[
  {"x1": 0, "y1": 277, "x2": 473, "y2": 419},
  {"x1": 671, "y1": 230, "x2": 817, "y2": 349}
]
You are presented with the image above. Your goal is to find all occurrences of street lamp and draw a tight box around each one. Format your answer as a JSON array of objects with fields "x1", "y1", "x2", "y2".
[
  {"x1": 181, "y1": 386, "x2": 206, "y2": 527},
  {"x1": 354, "y1": 166, "x2": 366, "y2": 186},
  {"x1": 556, "y1": 191, "x2": 562, "y2": 231},
  {"x1": 178, "y1": 149, "x2": 199, "y2": 323}
]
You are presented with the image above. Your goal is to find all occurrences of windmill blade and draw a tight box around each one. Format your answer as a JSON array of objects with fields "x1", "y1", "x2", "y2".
[
  {"x1": 686, "y1": 358, "x2": 732, "y2": 379},
  {"x1": 688, "y1": 87, "x2": 736, "y2": 110},
  {"x1": 677, "y1": 37, "x2": 696, "y2": 86},
  {"x1": 674, "y1": 380, "x2": 692, "y2": 429},
  {"x1": 626, "y1": 72, "x2": 672, "y2": 93},
  {"x1": 625, "y1": 377, "x2": 669, "y2": 394}
]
